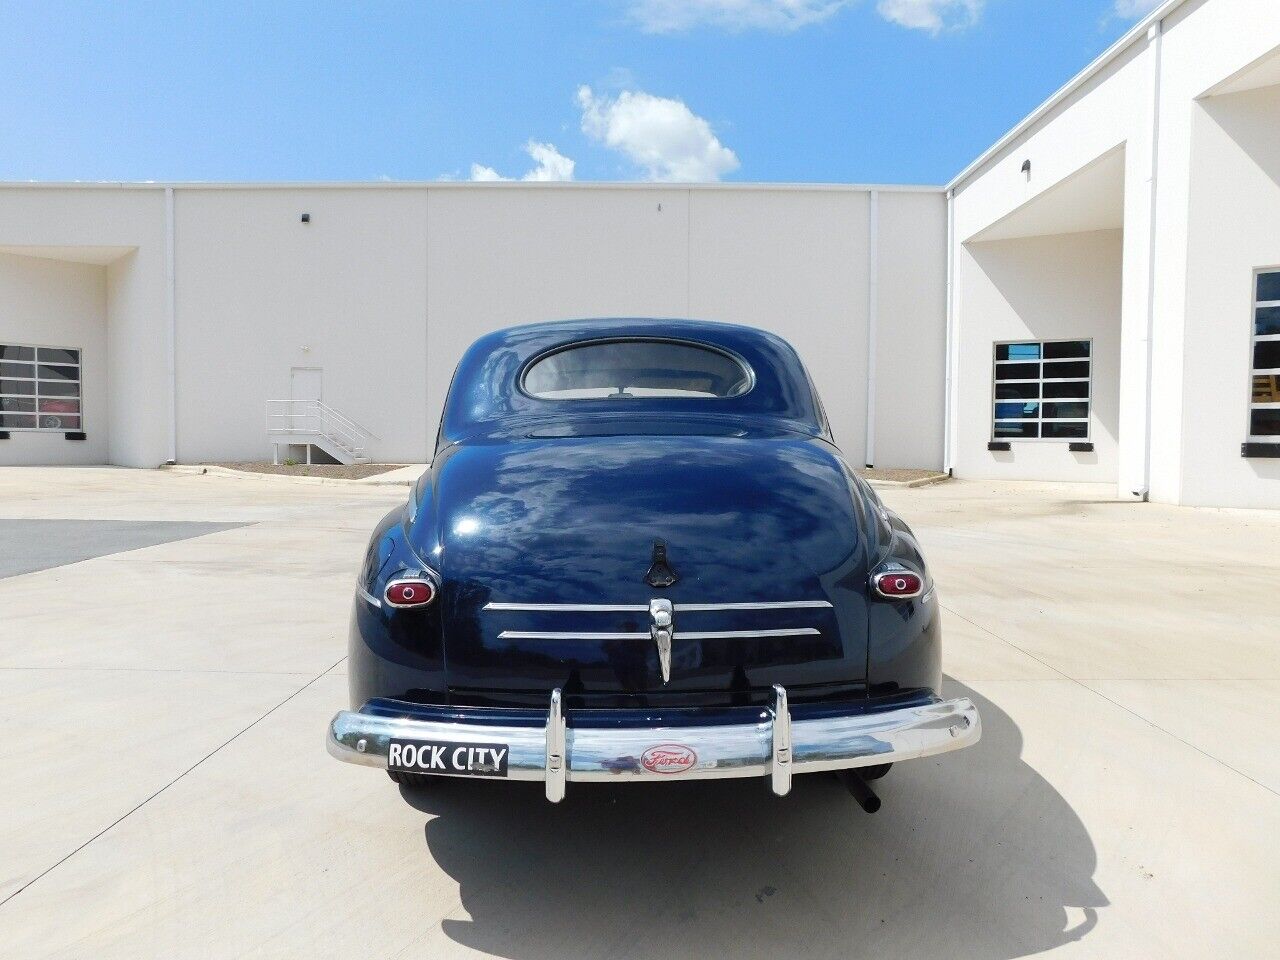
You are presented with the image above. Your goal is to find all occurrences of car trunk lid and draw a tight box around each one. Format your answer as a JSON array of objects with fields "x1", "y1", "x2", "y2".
[{"x1": 424, "y1": 432, "x2": 871, "y2": 703}]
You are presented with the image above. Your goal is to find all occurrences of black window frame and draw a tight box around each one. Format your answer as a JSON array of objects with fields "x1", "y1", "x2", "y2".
[
  {"x1": 991, "y1": 338, "x2": 1092, "y2": 442},
  {"x1": 1249, "y1": 268, "x2": 1280, "y2": 444},
  {"x1": 0, "y1": 343, "x2": 83, "y2": 432}
]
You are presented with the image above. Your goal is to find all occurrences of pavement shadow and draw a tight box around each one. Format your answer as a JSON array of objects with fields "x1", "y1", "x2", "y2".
[{"x1": 401, "y1": 681, "x2": 1105, "y2": 960}]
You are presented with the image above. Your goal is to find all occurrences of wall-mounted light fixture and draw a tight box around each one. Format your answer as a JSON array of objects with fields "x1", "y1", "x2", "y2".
[
  {"x1": 1020, "y1": 160, "x2": 1031, "y2": 180},
  {"x1": 300, "y1": 213, "x2": 311, "y2": 223}
]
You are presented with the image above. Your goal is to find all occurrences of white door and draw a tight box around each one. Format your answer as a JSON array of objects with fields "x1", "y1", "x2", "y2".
[{"x1": 290, "y1": 367, "x2": 323, "y2": 403}]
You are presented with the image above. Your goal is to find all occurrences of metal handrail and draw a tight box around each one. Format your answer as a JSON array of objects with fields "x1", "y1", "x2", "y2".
[{"x1": 265, "y1": 399, "x2": 377, "y2": 456}]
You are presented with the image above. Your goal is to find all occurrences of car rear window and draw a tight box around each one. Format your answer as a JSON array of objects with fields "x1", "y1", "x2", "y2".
[{"x1": 522, "y1": 339, "x2": 753, "y2": 400}]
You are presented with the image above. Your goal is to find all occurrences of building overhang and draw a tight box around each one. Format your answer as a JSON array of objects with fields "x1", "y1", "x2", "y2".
[
  {"x1": 0, "y1": 244, "x2": 136, "y2": 265},
  {"x1": 962, "y1": 146, "x2": 1125, "y2": 244}
]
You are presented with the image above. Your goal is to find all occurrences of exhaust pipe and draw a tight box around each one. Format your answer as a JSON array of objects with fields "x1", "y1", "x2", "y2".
[{"x1": 840, "y1": 770, "x2": 882, "y2": 813}]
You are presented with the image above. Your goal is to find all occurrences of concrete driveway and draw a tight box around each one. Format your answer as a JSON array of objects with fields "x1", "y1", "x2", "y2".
[{"x1": 0, "y1": 468, "x2": 1276, "y2": 959}]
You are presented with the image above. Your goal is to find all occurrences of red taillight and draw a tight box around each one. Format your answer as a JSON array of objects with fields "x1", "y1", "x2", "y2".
[
  {"x1": 384, "y1": 578, "x2": 437, "y2": 608},
  {"x1": 872, "y1": 570, "x2": 923, "y2": 600}
]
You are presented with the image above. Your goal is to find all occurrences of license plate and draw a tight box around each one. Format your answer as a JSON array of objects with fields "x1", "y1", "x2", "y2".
[{"x1": 387, "y1": 738, "x2": 510, "y2": 778}]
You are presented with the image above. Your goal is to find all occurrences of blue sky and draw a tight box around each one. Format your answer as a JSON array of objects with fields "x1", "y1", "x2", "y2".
[{"x1": 0, "y1": 0, "x2": 1162, "y2": 186}]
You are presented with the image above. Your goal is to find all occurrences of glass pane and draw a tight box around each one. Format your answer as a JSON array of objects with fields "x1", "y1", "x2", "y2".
[
  {"x1": 994, "y1": 421, "x2": 1038, "y2": 438},
  {"x1": 1043, "y1": 401, "x2": 1089, "y2": 419},
  {"x1": 0, "y1": 362, "x2": 34, "y2": 378},
  {"x1": 523, "y1": 340, "x2": 753, "y2": 400},
  {"x1": 995, "y1": 401, "x2": 1038, "y2": 420},
  {"x1": 996, "y1": 343, "x2": 1041, "y2": 361},
  {"x1": 36, "y1": 347, "x2": 79, "y2": 364},
  {"x1": 1, "y1": 397, "x2": 35, "y2": 413},
  {"x1": 994, "y1": 362, "x2": 1039, "y2": 381},
  {"x1": 1043, "y1": 380, "x2": 1089, "y2": 399},
  {"x1": 0, "y1": 345, "x2": 35, "y2": 361},
  {"x1": 36, "y1": 380, "x2": 78, "y2": 397},
  {"x1": 1043, "y1": 421, "x2": 1088, "y2": 439},
  {"x1": 1258, "y1": 272, "x2": 1280, "y2": 303},
  {"x1": 1254, "y1": 341, "x2": 1280, "y2": 371},
  {"x1": 1043, "y1": 360, "x2": 1090, "y2": 379},
  {"x1": 0, "y1": 413, "x2": 37, "y2": 428},
  {"x1": 995, "y1": 382, "x2": 1038, "y2": 400},
  {"x1": 37, "y1": 398, "x2": 80, "y2": 414},
  {"x1": 1253, "y1": 375, "x2": 1280, "y2": 404},
  {"x1": 0, "y1": 379, "x2": 35, "y2": 395},
  {"x1": 37, "y1": 411, "x2": 79, "y2": 429},
  {"x1": 1250, "y1": 409, "x2": 1280, "y2": 436},
  {"x1": 1256, "y1": 306, "x2": 1280, "y2": 336},
  {"x1": 37, "y1": 364, "x2": 79, "y2": 382},
  {"x1": 1043, "y1": 340, "x2": 1090, "y2": 360}
]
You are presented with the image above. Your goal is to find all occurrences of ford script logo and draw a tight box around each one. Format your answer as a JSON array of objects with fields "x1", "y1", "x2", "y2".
[{"x1": 641, "y1": 743, "x2": 698, "y2": 774}]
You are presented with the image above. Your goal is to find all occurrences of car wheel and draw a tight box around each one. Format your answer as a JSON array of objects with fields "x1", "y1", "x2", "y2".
[
  {"x1": 860, "y1": 763, "x2": 892, "y2": 780},
  {"x1": 387, "y1": 770, "x2": 435, "y2": 788}
]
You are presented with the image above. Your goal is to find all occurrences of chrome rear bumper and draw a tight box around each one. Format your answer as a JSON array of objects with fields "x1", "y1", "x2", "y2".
[{"x1": 327, "y1": 686, "x2": 980, "y2": 802}]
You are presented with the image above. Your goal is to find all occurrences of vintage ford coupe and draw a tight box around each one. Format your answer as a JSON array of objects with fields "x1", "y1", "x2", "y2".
[{"x1": 328, "y1": 319, "x2": 979, "y2": 809}]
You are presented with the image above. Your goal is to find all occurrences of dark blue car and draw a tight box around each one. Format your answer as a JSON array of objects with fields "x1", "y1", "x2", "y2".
[{"x1": 328, "y1": 319, "x2": 978, "y2": 807}]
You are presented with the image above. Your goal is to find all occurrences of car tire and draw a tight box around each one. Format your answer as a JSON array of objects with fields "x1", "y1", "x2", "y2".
[{"x1": 387, "y1": 770, "x2": 435, "y2": 788}]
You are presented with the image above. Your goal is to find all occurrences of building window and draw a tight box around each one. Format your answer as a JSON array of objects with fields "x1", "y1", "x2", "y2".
[
  {"x1": 1250, "y1": 269, "x2": 1280, "y2": 441},
  {"x1": 0, "y1": 344, "x2": 82, "y2": 431},
  {"x1": 992, "y1": 339, "x2": 1091, "y2": 440}
]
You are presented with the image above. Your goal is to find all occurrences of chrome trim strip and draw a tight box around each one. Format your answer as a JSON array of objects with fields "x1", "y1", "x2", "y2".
[
  {"x1": 545, "y1": 688, "x2": 566, "y2": 803},
  {"x1": 497, "y1": 628, "x2": 822, "y2": 642},
  {"x1": 485, "y1": 602, "x2": 648, "y2": 612},
  {"x1": 326, "y1": 697, "x2": 982, "y2": 800},
  {"x1": 676, "y1": 628, "x2": 821, "y2": 640},
  {"x1": 355, "y1": 584, "x2": 382, "y2": 609},
  {"x1": 484, "y1": 600, "x2": 834, "y2": 613},
  {"x1": 498, "y1": 631, "x2": 649, "y2": 641},
  {"x1": 676, "y1": 601, "x2": 833, "y2": 611},
  {"x1": 771, "y1": 684, "x2": 792, "y2": 797}
]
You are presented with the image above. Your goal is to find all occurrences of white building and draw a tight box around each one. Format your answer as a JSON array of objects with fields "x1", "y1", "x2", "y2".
[{"x1": 1, "y1": 0, "x2": 1277, "y2": 509}]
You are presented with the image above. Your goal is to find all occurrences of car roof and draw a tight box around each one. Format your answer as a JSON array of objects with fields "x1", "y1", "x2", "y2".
[{"x1": 439, "y1": 318, "x2": 828, "y2": 444}]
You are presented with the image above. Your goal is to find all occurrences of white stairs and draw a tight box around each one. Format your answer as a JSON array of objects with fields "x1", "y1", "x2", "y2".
[{"x1": 265, "y1": 399, "x2": 374, "y2": 465}]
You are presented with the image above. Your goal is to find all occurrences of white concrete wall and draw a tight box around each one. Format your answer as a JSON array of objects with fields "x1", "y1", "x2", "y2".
[
  {"x1": 950, "y1": 0, "x2": 1280, "y2": 506},
  {"x1": 426, "y1": 186, "x2": 943, "y2": 463},
  {"x1": 173, "y1": 188, "x2": 431, "y2": 464},
  {"x1": 952, "y1": 231, "x2": 1123, "y2": 482},
  {"x1": 0, "y1": 183, "x2": 946, "y2": 470},
  {"x1": 0, "y1": 252, "x2": 108, "y2": 465},
  {"x1": 1179, "y1": 82, "x2": 1280, "y2": 507},
  {"x1": 0, "y1": 186, "x2": 167, "y2": 468},
  {"x1": 424, "y1": 186, "x2": 692, "y2": 452},
  {"x1": 687, "y1": 189, "x2": 870, "y2": 452},
  {"x1": 949, "y1": 34, "x2": 1151, "y2": 494},
  {"x1": 875, "y1": 191, "x2": 948, "y2": 468}
]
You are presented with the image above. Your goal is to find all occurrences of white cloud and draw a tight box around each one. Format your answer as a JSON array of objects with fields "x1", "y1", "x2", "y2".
[
  {"x1": 469, "y1": 141, "x2": 576, "y2": 182},
  {"x1": 875, "y1": 0, "x2": 982, "y2": 35},
  {"x1": 469, "y1": 163, "x2": 509, "y2": 182},
  {"x1": 521, "y1": 141, "x2": 576, "y2": 181},
  {"x1": 1112, "y1": 0, "x2": 1162, "y2": 17},
  {"x1": 626, "y1": 0, "x2": 850, "y2": 33},
  {"x1": 577, "y1": 85, "x2": 739, "y2": 182}
]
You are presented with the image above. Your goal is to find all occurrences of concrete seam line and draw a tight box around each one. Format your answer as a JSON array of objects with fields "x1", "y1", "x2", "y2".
[
  {"x1": 941, "y1": 604, "x2": 1278, "y2": 799},
  {"x1": 0, "y1": 655, "x2": 349, "y2": 909}
]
